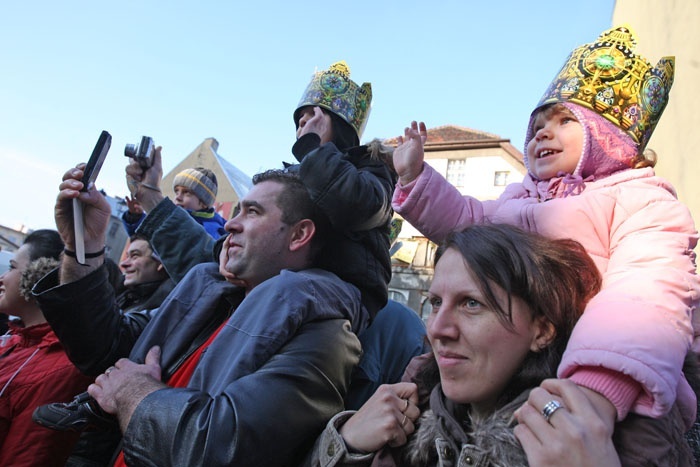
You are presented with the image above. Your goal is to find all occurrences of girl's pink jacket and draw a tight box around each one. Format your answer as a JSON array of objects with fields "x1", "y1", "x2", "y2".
[{"x1": 394, "y1": 164, "x2": 699, "y2": 426}]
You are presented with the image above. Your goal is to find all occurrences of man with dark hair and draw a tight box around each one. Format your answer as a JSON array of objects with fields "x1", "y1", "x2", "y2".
[
  {"x1": 35, "y1": 234, "x2": 174, "y2": 379},
  {"x1": 33, "y1": 166, "x2": 363, "y2": 466}
]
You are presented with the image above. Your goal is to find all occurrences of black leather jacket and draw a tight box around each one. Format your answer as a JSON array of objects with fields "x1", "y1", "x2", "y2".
[
  {"x1": 36, "y1": 268, "x2": 173, "y2": 377},
  {"x1": 35, "y1": 263, "x2": 363, "y2": 466}
]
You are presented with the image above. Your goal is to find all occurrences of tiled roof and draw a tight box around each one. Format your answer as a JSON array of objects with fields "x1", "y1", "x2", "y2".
[{"x1": 383, "y1": 125, "x2": 502, "y2": 145}]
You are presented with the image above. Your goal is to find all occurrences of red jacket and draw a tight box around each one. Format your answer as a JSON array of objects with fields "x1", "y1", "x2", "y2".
[{"x1": 0, "y1": 322, "x2": 92, "y2": 466}]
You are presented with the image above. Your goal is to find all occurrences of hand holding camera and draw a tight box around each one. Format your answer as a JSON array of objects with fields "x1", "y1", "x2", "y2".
[
  {"x1": 124, "y1": 136, "x2": 165, "y2": 212},
  {"x1": 124, "y1": 136, "x2": 155, "y2": 169}
]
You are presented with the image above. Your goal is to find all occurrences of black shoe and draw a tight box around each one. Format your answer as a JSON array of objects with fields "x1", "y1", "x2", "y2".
[{"x1": 32, "y1": 392, "x2": 117, "y2": 432}]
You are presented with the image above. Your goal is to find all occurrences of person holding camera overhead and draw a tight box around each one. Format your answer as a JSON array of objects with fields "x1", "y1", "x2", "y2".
[
  {"x1": 121, "y1": 140, "x2": 229, "y2": 284},
  {"x1": 122, "y1": 164, "x2": 226, "y2": 240},
  {"x1": 33, "y1": 166, "x2": 364, "y2": 466}
]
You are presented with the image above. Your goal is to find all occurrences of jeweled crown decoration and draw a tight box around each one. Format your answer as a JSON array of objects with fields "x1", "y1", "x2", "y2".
[
  {"x1": 537, "y1": 25, "x2": 674, "y2": 151},
  {"x1": 295, "y1": 60, "x2": 372, "y2": 139}
]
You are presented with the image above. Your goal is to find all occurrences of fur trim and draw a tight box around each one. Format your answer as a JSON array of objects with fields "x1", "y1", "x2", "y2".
[
  {"x1": 19, "y1": 257, "x2": 59, "y2": 301},
  {"x1": 404, "y1": 392, "x2": 529, "y2": 467},
  {"x1": 367, "y1": 138, "x2": 395, "y2": 173}
]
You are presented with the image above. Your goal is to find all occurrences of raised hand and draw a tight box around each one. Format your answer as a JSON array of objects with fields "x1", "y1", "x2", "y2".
[
  {"x1": 393, "y1": 121, "x2": 427, "y2": 186},
  {"x1": 296, "y1": 106, "x2": 333, "y2": 144},
  {"x1": 125, "y1": 146, "x2": 165, "y2": 212},
  {"x1": 124, "y1": 196, "x2": 144, "y2": 216},
  {"x1": 55, "y1": 164, "x2": 111, "y2": 253}
]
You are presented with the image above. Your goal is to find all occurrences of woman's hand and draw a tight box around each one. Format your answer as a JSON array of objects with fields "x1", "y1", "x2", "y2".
[
  {"x1": 393, "y1": 121, "x2": 427, "y2": 186},
  {"x1": 339, "y1": 382, "x2": 420, "y2": 453},
  {"x1": 514, "y1": 379, "x2": 620, "y2": 467}
]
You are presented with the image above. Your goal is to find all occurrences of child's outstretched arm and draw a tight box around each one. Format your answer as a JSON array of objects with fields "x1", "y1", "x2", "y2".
[
  {"x1": 393, "y1": 121, "x2": 427, "y2": 186},
  {"x1": 391, "y1": 121, "x2": 503, "y2": 243}
]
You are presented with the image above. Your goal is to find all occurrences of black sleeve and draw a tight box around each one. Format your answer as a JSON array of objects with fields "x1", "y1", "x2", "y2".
[{"x1": 33, "y1": 266, "x2": 148, "y2": 376}]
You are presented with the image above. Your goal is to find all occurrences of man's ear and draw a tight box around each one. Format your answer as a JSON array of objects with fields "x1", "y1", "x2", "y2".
[
  {"x1": 288, "y1": 219, "x2": 316, "y2": 252},
  {"x1": 530, "y1": 316, "x2": 556, "y2": 352}
]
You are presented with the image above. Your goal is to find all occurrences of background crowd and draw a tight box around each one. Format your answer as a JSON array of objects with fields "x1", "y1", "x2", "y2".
[{"x1": 1, "y1": 24, "x2": 699, "y2": 467}]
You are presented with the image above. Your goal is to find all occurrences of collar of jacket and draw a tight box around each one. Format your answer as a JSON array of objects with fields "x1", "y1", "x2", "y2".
[
  {"x1": 116, "y1": 279, "x2": 169, "y2": 309},
  {"x1": 402, "y1": 385, "x2": 529, "y2": 467}
]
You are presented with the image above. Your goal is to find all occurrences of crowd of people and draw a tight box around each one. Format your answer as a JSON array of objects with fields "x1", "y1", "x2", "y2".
[{"x1": 0, "y1": 24, "x2": 699, "y2": 466}]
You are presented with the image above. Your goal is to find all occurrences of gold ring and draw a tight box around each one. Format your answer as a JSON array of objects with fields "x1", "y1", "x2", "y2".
[{"x1": 401, "y1": 414, "x2": 407, "y2": 427}]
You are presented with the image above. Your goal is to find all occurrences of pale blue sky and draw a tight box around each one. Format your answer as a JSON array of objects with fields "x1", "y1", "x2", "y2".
[{"x1": 0, "y1": 0, "x2": 615, "y2": 230}]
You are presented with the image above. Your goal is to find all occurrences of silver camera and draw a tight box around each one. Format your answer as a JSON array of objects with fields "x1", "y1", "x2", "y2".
[{"x1": 124, "y1": 136, "x2": 154, "y2": 169}]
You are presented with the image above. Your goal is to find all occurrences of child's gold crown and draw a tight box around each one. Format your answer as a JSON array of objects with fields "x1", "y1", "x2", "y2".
[
  {"x1": 295, "y1": 60, "x2": 372, "y2": 139},
  {"x1": 537, "y1": 25, "x2": 674, "y2": 151}
]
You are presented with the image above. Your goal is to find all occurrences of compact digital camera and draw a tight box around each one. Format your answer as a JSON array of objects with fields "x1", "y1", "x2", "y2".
[{"x1": 124, "y1": 136, "x2": 154, "y2": 169}]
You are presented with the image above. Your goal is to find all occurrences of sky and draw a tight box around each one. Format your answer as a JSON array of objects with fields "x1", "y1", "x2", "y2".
[{"x1": 0, "y1": 0, "x2": 615, "y2": 231}]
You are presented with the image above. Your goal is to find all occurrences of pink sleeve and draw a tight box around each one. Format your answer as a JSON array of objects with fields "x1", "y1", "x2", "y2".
[
  {"x1": 559, "y1": 190, "x2": 699, "y2": 420},
  {"x1": 568, "y1": 367, "x2": 641, "y2": 420},
  {"x1": 391, "y1": 163, "x2": 486, "y2": 243}
]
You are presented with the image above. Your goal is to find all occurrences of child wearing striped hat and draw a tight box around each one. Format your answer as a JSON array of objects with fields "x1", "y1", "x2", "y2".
[{"x1": 122, "y1": 167, "x2": 226, "y2": 239}]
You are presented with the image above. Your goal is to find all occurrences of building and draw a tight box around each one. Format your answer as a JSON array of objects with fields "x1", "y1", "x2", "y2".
[
  {"x1": 161, "y1": 138, "x2": 252, "y2": 220},
  {"x1": 104, "y1": 193, "x2": 130, "y2": 265},
  {"x1": 0, "y1": 225, "x2": 26, "y2": 253},
  {"x1": 612, "y1": 1, "x2": 700, "y2": 225},
  {"x1": 385, "y1": 125, "x2": 525, "y2": 317},
  {"x1": 0, "y1": 225, "x2": 25, "y2": 274}
]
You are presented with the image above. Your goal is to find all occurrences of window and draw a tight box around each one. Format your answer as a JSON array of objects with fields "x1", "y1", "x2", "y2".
[
  {"x1": 494, "y1": 171, "x2": 509, "y2": 186},
  {"x1": 388, "y1": 289, "x2": 408, "y2": 306},
  {"x1": 446, "y1": 159, "x2": 467, "y2": 188}
]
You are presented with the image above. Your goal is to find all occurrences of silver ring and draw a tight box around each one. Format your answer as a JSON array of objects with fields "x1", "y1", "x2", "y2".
[
  {"x1": 401, "y1": 414, "x2": 407, "y2": 427},
  {"x1": 105, "y1": 367, "x2": 114, "y2": 375},
  {"x1": 401, "y1": 398, "x2": 409, "y2": 413},
  {"x1": 541, "y1": 400, "x2": 563, "y2": 422}
]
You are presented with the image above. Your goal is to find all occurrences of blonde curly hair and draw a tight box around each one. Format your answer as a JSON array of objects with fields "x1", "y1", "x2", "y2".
[{"x1": 19, "y1": 257, "x2": 59, "y2": 301}]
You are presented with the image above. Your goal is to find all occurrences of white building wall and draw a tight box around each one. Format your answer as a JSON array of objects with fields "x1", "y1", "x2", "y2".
[{"x1": 613, "y1": 1, "x2": 700, "y2": 224}]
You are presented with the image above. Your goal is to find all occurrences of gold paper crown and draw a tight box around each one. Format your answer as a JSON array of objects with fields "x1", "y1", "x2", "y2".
[
  {"x1": 537, "y1": 25, "x2": 674, "y2": 151},
  {"x1": 295, "y1": 61, "x2": 372, "y2": 139}
]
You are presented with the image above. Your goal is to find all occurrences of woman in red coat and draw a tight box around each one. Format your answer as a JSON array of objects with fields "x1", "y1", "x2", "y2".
[{"x1": 0, "y1": 230, "x2": 92, "y2": 466}]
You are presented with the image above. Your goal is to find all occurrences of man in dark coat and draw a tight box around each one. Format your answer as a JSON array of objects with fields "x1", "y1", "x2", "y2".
[{"x1": 33, "y1": 167, "x2": 363, "y2": 466}]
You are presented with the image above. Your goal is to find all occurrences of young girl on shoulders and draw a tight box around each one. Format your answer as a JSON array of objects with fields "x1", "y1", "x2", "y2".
[{"x1": 392, "y1": 25, "x2": 700, "y2": 434}]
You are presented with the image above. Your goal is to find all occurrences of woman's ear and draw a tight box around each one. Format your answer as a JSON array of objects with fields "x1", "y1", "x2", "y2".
[
  {"x1": 288, "y1": 219, "x2": 316, "y2": 252},
  {"x1": 530, "y1": 316, "x2": 556, "y2": 352}
]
